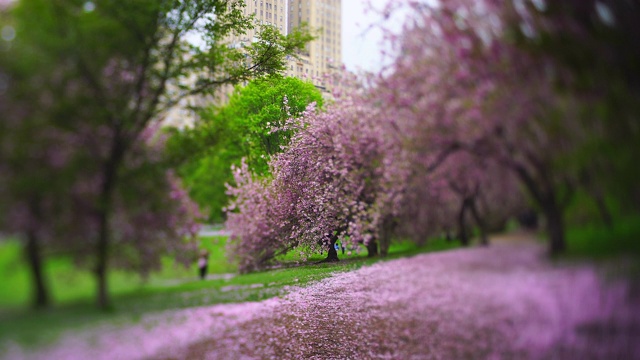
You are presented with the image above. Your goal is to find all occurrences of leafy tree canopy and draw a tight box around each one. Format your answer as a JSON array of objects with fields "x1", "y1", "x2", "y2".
[
  {"x1": 0, "y1": 0, "x2": 314, "y2": 309},
  {"x1": 168, "y1": 74, "x2": 323, "y2": 223}
]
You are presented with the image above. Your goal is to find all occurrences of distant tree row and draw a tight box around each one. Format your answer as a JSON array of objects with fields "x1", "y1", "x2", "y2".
[{"x1": 224, "y1": 0, "x2": 640, "y2": 272}]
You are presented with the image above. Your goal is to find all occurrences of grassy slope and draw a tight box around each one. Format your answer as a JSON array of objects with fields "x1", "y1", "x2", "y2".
[{"x1": 0, "y1": 236, "x2": 458, "y2": 347}]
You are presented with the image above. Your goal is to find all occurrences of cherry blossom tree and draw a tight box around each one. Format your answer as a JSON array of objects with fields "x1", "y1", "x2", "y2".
[
  {"x1": 226, "y1": 95, "x2": 404, "y2": 271},
  {"x1": 381, "y1": 0, "x2": 637, "y2": 254},
  {"x1": 0, "y1": 69, "x2": 201, "y2": 306},
  {"x1": 427, "y1": 152, "x2": 522, "y2": 247},
  {"x1": 65, "y1": 125, "x2": 203, "y2": 278},
  {"x1": 370, "y1": 0, "x2": 584, "y2": 254},
  {"x1": 0, "y1": 9, "x2": 87, "y2": 306}
]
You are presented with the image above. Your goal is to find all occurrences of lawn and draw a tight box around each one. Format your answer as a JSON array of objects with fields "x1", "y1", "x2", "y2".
[
  {"x1": 0, "y1": 235, "x2": 458, "y2": 348},
  {"x1": 565, "y1": 214, "x2": 640, "y2": 259},
  {"x1": 0, "y1": 235, "x2": 232, "y2": 309}
]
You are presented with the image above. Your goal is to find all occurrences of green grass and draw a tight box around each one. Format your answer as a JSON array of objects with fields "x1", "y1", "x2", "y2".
[
  {"x1": 0, "y1": 236, "x2": 232, "y2": 309},
  {"x1": 0, "y1": 236, "x2": 457, "y2": 348},
  {"x1": 557, "y1": 191, "x2": 640, "y2": 259},
  {"x1": 562, "y1": 214, "x2": 640, "y2": 293},
  {"x1": 565, "y1": 214, "x2": 640, "y2": 259}
]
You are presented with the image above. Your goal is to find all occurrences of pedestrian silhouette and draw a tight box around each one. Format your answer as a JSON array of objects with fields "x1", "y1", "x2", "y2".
[{"x1": 198, "y1": 250, "x2": 209, "y2": 280}]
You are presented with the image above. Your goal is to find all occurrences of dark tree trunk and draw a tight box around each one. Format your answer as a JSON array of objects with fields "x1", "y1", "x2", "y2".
[
  {"x1": 96, "y1": 154, "x2": 119, "y2": 311},
  {"x1": 321, "y1": 234, "x2": 340, "y2": 262},
  {"x1": 543, "y1": 199, "x2": 566, "y2": 255},
  {"x1": 468, "y1": 198, "x2": 489, "y2": 246},
  {"x1": 325, "y1": 245, "x2": 340, "y2": 262},
  {"x1": 25, "y1": 230, "x2": 49, "y2": 309},
  {"x1": 96, "y1": 209, "x2": 110, "y2": 310},
  {"x1": 510, "y1": 161, "x2": 568, "y2": 255},
  {"x1": 366, "y1": 240, "x2": 378, "y2": 257},
  {"x1": 378, "y1": 217, "x2": 396, "y2": 257},
  {"x1": 457, "y1": 202, "x2": 470, "y2": 246}
]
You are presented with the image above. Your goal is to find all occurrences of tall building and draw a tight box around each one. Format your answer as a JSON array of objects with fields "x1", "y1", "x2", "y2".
[
  {"x1": 230, "y1": 0, "x2": 342, "y2": 95},
  {"x1": 166, "y1": 0, "x2": 342, "y2": 128},
  {"x1": 229, "y1": 0, "x2": 288, "y2": 47},
  {"x1": 286, "y1": 0, "x2": 342, "y2": 93},
  {"x1": 231, "y1": 0, "x2": 342, "y2": 94},
  {"x1": 212, "y1": 0, "x2": 291, "y2": 105}
]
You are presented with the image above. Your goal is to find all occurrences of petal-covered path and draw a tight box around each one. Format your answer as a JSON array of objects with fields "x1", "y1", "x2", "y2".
[{"x1": 6, "y1": 233, "x2": 640, "y2": 359}]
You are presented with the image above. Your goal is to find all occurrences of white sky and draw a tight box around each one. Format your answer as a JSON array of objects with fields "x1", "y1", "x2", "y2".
[{"x1": 341, "y1": 0, "x2": 408, "y2": 74}]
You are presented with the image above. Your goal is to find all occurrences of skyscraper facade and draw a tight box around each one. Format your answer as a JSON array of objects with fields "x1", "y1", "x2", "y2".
[
  {"x1": 166, "y1": 0, "x2": 342, "y2": 128},
  {"x1": 229, "y1": 0, "x2": 342, "y2": 94},
  {"x1": 286, "y1": 0, "x2": 342, "y2": 93},
  {"x1": 228, "y1": 0, "x2": 288, "y2": 47}
]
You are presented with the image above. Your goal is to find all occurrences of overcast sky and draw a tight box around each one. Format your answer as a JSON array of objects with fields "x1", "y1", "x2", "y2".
[{"x1": 341, "y1": 0, "x2": 407, "y2": 74}]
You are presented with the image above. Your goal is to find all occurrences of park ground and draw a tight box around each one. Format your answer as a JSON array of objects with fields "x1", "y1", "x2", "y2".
[{"x1": 2, "y1": 231, "x2": 639, "y2": 360}]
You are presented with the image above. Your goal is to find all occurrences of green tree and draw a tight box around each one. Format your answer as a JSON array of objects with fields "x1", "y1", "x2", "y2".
[
  {"x1": 1, "y1": 0, "x2": 312, "y2": 310},
  {"x1": 169, "y1": 75, "x2": 323, "y2": 222}
]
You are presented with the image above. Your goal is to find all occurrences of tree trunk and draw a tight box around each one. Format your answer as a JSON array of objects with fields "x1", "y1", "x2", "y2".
[
  {"x1": 365, "y1": 239, "x2": 378, "y2": 257},
  {"x1": 543, "y1": 199, "x2": 566, "y2": 255},
  {"x1": 96, "y1": 209, "x2": 110, "y2": 310},
  {"x1": 25, "y1": 230, "x2": 49, "y2": 309},
  {"x1": 325, "y1": 245, "x2": 340, "y2": 262},
  {"x1": 378, "y1": 217, "x2": 396, "y2": 257},
  {"x1": 457, "y1": 202, "x2": 470, "y2": 246},
  {"x1": 509, "y1": 160, "x2": 567, "y2": 255},
  {"x1": 468, "y1": 198, "x2": 489, "y2": 246},
  {"x1": 320, "y1": 234, "x2": 340, "y2": 262},
  {"x1": 96, "y1": 156, "x2": 118, "y2": 311}
]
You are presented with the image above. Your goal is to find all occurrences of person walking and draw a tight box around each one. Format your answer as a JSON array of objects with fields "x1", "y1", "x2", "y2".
[{"x1": 198, "y1": 250, "x2": 209, "y2": 280}]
